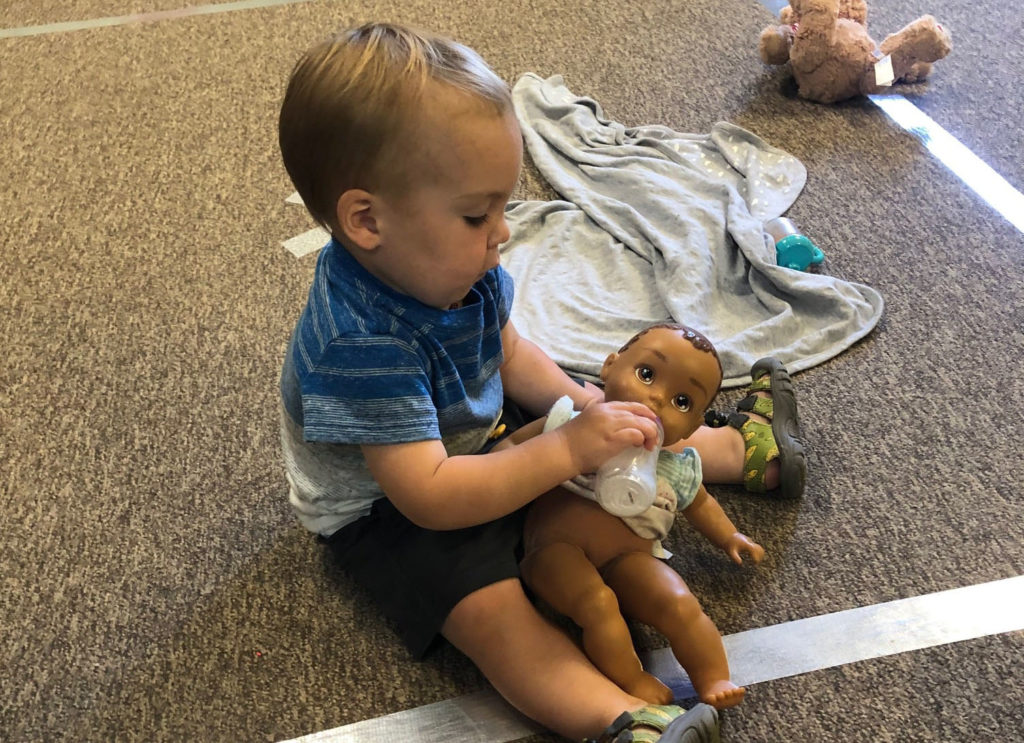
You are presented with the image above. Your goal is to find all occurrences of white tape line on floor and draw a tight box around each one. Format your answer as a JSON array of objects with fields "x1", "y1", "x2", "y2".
[
  {"x1": 0, "y1": 0, "x2": 310, "y2": 39},
  {"x1": 281, "y1": 575, "x2": 1024, "y2": 743}
]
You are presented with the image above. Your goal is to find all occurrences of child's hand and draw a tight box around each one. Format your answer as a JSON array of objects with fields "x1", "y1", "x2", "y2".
[
  {"x1": 722, "y1": 533, "x2": 765, "y2": 565},
  {"x1": 557, "y1": 400, "x2": 660, "y2": 474}
]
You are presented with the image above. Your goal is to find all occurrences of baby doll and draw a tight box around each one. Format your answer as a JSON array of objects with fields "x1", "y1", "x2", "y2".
[{"x1": 515, "y1": 324, "x2": 763, "y2": 709}]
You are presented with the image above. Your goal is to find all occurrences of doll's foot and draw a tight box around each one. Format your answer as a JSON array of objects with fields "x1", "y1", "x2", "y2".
[
  {"x1": 623, "y1": 672, "x2": 674, "y2": 706},
  {"x1": 698, "y1": 680, "x2": 746, "y2": 709}
]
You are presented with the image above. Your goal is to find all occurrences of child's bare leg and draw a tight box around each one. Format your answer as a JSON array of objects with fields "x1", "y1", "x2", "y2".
[
  {"x1": 670, "y1": 424, "x2": 777, "y2": 487},
  {"x1": 520, "y1": 543, "x2": 673, "y2": 705},
  {"x1": 441, "y1": 577, "x2": 650, "y2": 740},
  {"x1": 604, "y1": 552, "x2": 745, "y2": 710},
  {"x1": 672, "y1": 412, "x2": 782, "y2": 489}
]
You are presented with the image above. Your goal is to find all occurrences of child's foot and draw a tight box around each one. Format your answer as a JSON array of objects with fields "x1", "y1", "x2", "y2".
[
  {"x1": 697, "y1": 679, "x2": 746, "y2": 709},
  {"x1": 623, "y1": 672, "x2": 674, "y2": 706},
  {"x1": 593, "y1": 704, "x2": 720, "y2": 743},
  {"x1": 708, "y1": 357, "x2": 806, "y2": 499}
]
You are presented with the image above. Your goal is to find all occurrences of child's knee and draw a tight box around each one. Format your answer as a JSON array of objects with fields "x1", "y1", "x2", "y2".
[{"x1": 444, "y1": 576, "x2": 530, "y2": 633}]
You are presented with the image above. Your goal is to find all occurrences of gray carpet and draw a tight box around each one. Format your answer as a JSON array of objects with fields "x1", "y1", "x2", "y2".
[{"x1": 2, "y1": 0, "x2": 1022, "y2": 741}]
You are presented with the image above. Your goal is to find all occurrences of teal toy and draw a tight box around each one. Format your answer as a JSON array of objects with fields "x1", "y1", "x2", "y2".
[{"x1": 765, "y1": 217, "x2": 825, "y2": 271}]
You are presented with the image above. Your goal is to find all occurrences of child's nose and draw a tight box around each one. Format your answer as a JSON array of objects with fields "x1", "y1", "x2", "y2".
[{"x1": 490, "y1": 214, "x2": 511, "y2": 248}]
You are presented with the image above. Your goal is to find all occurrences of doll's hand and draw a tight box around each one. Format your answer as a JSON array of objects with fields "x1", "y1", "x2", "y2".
[
  {"x1": 558, "y1": 400, "x2": 660, "y2": 474},
  {"x1": 723, "y1": 533, "x2": 765, "y2": 566}
]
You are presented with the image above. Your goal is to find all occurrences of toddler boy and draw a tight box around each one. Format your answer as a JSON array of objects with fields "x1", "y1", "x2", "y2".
[{"x1": 278, "y1": 21, "x2": 796, "y2": 742}]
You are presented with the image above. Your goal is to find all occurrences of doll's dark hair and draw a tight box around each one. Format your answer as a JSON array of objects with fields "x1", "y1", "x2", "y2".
[{"x1": 619, "y1": 323, "x2": 723, "y2": 379}]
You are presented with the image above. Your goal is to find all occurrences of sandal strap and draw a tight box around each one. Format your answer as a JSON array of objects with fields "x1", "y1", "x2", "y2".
[
  {"x1": 703, "y1": 409, "x2": 730, "y2": 428},
  {"x1": 738, "y1": 418, "x2": 779, "y2": 493},
  {"x1": 736, "y1": 394, "x2": 774, "y2": 420},
  {"x1": 748, "y1": 372, "x2": 773, "y2": 393}
]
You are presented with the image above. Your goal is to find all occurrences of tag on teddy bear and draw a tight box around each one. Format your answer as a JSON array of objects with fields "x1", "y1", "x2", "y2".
[{"x1": 874, "y1": 54, "x2": 895, "y2": 86}]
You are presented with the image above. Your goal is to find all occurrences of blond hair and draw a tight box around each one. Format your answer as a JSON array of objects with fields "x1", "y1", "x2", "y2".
[{"x1": 278, "y1": 22, "x2": 512, "y2": 234}]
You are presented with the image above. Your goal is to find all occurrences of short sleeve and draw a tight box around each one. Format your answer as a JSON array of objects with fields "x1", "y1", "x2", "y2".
[{"x1": 300, "y1": 334, "x2": 440, "y2": 444}]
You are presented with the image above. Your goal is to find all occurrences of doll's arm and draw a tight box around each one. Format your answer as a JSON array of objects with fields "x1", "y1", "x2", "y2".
[{"x1": 682, "y1": 485, "x2": 765, "y2": 565}]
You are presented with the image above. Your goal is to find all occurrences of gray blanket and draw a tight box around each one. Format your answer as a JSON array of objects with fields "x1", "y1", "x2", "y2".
[{"x1": 501, "y1": 74, "x2": 884, "y2": 387}]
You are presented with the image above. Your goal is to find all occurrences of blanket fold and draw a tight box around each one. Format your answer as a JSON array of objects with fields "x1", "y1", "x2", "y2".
[{"x1": 501, "y1": 74, "x2": 883, "y2": 386}]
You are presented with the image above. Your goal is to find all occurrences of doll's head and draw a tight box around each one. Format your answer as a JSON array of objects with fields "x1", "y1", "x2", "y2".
[{"x1": 600, "y1": 324, "x2": 722, "y2": 446}]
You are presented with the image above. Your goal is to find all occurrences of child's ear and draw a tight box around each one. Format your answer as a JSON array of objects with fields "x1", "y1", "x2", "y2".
[
  {"x1": 335, "y1": 189, "x2": 379, "y2": 251},
  {"x1": 599, "y1": 352, "x2": 619, "y2": 382}
]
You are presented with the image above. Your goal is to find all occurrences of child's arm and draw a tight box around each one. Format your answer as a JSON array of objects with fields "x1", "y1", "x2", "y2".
[
  {"x1": 499, "y1": 320, "x2": 601, "y2": 415},
  {"x1": 682, "y1": 485, "x2": 765, "y2": 565},
  {"x1": 362, "y1": 399, "x2": 660, "y2": 531}
]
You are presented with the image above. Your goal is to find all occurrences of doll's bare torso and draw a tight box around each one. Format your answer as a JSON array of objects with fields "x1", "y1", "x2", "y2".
[{"x1": 523, "y1": 486, "x2": 656, "y2": 570}]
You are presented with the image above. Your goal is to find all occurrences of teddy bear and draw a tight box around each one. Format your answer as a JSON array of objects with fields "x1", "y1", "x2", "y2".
[{"x1": 759, "y1": 0, "x2": 952, "y2": 103}]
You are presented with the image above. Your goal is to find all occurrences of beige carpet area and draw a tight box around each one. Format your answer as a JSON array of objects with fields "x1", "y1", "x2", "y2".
[{"x1": 2, "y1": 1, "x2": 1022, "y2": 741}]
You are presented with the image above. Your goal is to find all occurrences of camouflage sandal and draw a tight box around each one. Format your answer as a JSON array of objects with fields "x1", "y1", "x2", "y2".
[
  {"x1": 730, "y1": 358, "x2": 805, "y2": 499},
  {"x1": 592, "y1": 703, "x2": 720, "y2": 743}
]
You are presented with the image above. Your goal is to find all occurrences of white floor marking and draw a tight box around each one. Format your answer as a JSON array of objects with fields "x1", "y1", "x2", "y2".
[
  {"x1": 283, "y1": 227, "x2": 328, "y2": 258},
  {"x1": 0, "y1": 0, "x2": 310, "y2": 39},
  {"x1": 645, "y1": 574, "x2": 1024, "y2": 698},
  {"x1": 281, "y1": 194, "x2": 327, "y2": 257},
  {"x1": 870, "y1": 94, "x2": 1024, "y2": 234},
  {"x1": 280, "y1": 575, "x2": 1024, "y2": 743},
  {"x1": 284, "y1": 690, "x2": 544, "y2": 743}
]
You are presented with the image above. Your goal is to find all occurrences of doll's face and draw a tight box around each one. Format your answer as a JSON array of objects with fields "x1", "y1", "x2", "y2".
[{"x1": 600, "y1": 328, "x2": 722, "y2": 446}]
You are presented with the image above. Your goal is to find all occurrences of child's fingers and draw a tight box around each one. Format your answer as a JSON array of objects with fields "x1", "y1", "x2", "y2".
[
  {"x1": 616, "y1": 401, "x2": 659, "y2": 422},
  {"x1": 605, "y1": 402, "x2": 660, "y2": 448},
  {"x1": 615, "y1": 417, "x2": 659, "y2": 449}
]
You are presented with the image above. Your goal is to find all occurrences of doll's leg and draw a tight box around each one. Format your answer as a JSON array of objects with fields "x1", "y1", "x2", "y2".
[
  {"x1": 521, "y1": 542, "x2": 673, "y2": 704},
  {"x1": 603, "y1": 552, "x2": 745, "y2": 709}
]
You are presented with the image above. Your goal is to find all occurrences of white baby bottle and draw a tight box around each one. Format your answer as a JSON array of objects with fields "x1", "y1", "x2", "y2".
[{"x1": 593, "y1": 423, "x2": 664, "y2": 517}]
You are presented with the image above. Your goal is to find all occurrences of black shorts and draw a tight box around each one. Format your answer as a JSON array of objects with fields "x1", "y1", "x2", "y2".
[
  {"x1": 322, "y1": 496, "x2": 527, "y2": 657},
  {"x1": 318, "y1": 388, "x2": 582, "y2": 657}
]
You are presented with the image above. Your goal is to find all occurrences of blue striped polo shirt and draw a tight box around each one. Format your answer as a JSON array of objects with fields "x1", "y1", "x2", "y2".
[{"x1": 279, "y1": 237, "x2": 513, "y2": 534}]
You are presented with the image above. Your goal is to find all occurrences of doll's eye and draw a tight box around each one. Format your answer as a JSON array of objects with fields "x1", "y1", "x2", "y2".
[
  {"x1": 635, "y1": 366, "x2": 655, "y2": 384},
  {"x1": 672, "y1": 394, "x2": 692, "y2": 412}
]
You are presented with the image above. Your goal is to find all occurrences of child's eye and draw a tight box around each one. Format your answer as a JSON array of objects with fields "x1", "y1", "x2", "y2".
[
  {"x1": 672, "y1": 394, "x2": 692, "y2": 412},
  {"x1": 635, "y1": 366, "x2": 655, "y2": 384},
  {"x1": 464, "y1": 215, "x2": 489, "y2": 227}
]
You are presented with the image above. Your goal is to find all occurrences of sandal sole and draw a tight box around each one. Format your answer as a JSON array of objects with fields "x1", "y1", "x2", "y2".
[
  {"x1": 659, "y1": 703, "x2": 720, "y2": 743},
  {"x1": 751, "y1": 357, "x2": 806, "y2": 500}
]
